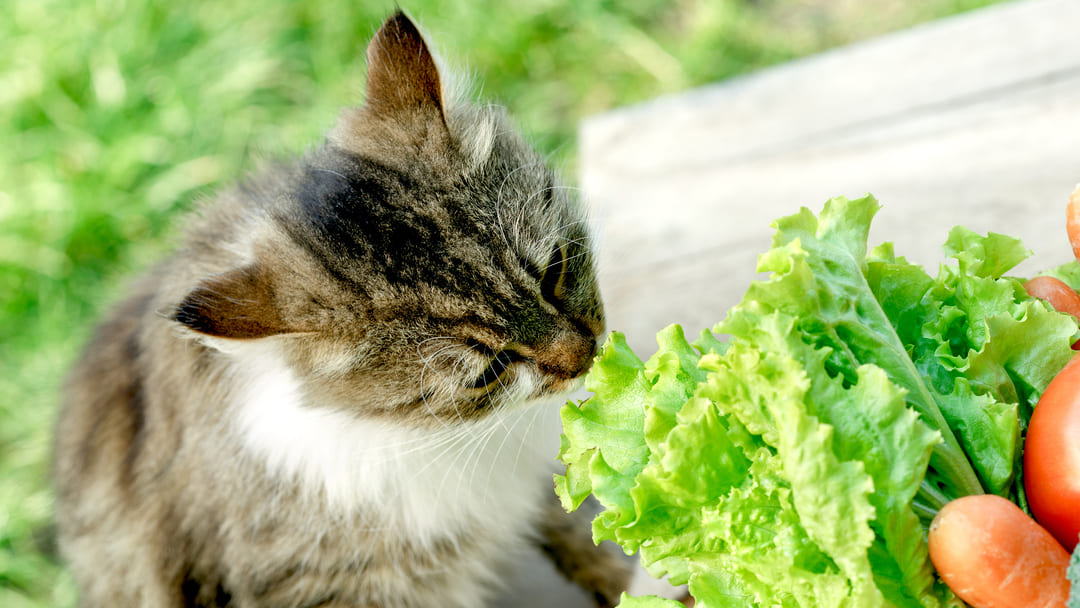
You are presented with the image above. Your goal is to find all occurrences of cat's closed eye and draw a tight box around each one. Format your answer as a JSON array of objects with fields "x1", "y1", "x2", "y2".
[
  {"x1": 540, "y1": 242, "x2": 567, "y2": 305},
  {"x1": 469, "y1": 348, "x2": 525, "y2": 389},
  {"x1": 459, "y1": 338, "x2": 523, "y2": 391}
]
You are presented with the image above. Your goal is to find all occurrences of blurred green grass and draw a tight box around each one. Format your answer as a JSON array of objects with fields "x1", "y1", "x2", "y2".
[{"x1": 1, "y1": 0, "x2": 1003, "y2": 604}]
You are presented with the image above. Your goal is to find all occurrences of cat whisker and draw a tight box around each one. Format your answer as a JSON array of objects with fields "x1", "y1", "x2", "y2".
[
  {"x1": 494, "y1": 162, "x2": 542, "y2": 252},
  {"x1": 442, "y1": 423, "x2": 488, "y2": 504},
  {"x1": 541, "y1": 139, "x2": 575, "y2": 168},
  {"x1": 486, "y1": 378, "x2": 515, "y2": 441},
  {"x1": 515, "y1": 184, "x2": 582, "y2": 249},
  {"x1": 542, "y1": 203, "x2": 598, "y2": 240},
  {"x1": 513, "y1": 193, "x2": 537, "y2": 252},
  {"x1": 446, "y1": 352, "x2": 475, "y2": 426},
  {"x1": 425, "y1": 422, "x2": 489, "y2": 505},
  {"x1": 349, "y1": 429, "x2": 475, "y2": 533},
  {"x1": 562, "y1": 237, "x2": 590, "y2": 251},
  {"x1": 376, "y1": 424, "x2": 471, "y2": 463},
  {"x1": 511, "y1": 402, "x2": 548, "y2": 481},
  {"x1": 312, "y1": 167, "x2": 349, "y2": 181},
  {"x1": 419, "y1": 343, "x2": 464, "y2": 370},
  {"x1": 348, "y1": 425, "x2": 482, "y2": 487},
  {"x1": 416, "y1": 335, "x2": 459, "y2": 348},
  {"x1": 452, "y1": 415, "x2": 505, "y2": 507},
  {"x1": 470, "y1": 420, "x2": 508, "y2": 504},
  {"x1": 418, "y1": 361, "x2": 452, "y2": 428},
  {"x1": 415, "y1": 336, "x2": 462, "y2": 362},
  {"x1": 547, "y1": 250, "x2": 590, "y2": 273},
  {"x1": 481, "y1": 406, "x2": 535, "y2": 504},
  {"x1": 478, "y1": 404, "x2": 543, "y2": 506},
  {"x1": 417, "y1": 338, "x2": 471, "y2": 425},
  {"x1": 544, "y1": 215, "x2": 591, "y2": 238},
  {"x1": 396, "y1": 424, "x2": 472, "y2": 468}
]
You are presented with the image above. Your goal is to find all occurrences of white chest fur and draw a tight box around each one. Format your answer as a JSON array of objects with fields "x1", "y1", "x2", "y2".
[{"x1": 225, "y1": 345, "x2": 562, "y2": 547}]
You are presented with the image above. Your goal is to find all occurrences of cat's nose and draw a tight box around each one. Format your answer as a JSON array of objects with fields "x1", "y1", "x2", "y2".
[{"x1": 537, "y1": 332, "x2": 597, "y2": 380}]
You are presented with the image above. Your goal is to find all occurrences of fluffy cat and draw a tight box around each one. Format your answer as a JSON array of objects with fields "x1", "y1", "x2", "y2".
[{"x1": 53, "y1": 11, "x2": 633, "y2": 607}]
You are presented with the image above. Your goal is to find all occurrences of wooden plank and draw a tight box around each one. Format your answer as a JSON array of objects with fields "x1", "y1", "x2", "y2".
[{"x1": 580, "y1": 0, "x2": 1080, "y2": 356}]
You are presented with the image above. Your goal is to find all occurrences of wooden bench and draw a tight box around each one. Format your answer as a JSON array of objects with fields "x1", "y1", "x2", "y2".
[{"x1": 580, "y1": 0, "x2": 1080, "y2": 357}]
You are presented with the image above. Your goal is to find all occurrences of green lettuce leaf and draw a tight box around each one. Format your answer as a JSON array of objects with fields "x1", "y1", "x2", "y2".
[
  {"x1": 867, "y1": 226, "x2": 1077, "y2": 497},
  {"x1": 555, "y1": 331, "x2": 651, "y2": 536},
  {"x1": 616, "y1": 594, "x2": 684, "y2": 608},
  {"x1": 724, "y1": 197, "x2": 982, "y2": 503},
  {"x1": 1041, "y1": 259, "x2": 1080, "y2": 291},
  {"x1": 557, "y1": 195, "x2": 1077, "y2": 607}
]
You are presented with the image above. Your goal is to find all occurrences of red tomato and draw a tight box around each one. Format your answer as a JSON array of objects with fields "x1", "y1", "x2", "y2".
[
  {"x1": 1024, "y1": 353, "x2": 1080, "y2": 552},
  {"x1": 1024, "y1": 276, "x2": 1080, "y2": 321}
]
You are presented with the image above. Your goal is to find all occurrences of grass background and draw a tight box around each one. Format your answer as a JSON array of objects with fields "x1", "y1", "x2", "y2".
[{"x1": 1, "y1": 0, "x2": 1004, "y2": 604}]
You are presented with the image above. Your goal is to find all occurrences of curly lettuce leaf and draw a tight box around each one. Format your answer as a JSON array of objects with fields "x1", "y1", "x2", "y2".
[
  {"x1": 560, "y1": 323, "x2": 939, "y2": 607},
  {"x1": 722, "y1": 197, "x2": 983, "y2": 503},
  {"x1": 616, "y1": 594, "x2": 684, "y2": 608},
  {"x1": 557, "y1": 195, "x2": 1077, "y2": 607},
  {"x1": 1041, "y1": 259, "x2": 1080, "y2": 291},
  {"x1": 868, "y1": 227, "x2": 1077, "y2": 496},
  {"x1": 555, "y1": 332, "x2": 650, "y2": 532}
]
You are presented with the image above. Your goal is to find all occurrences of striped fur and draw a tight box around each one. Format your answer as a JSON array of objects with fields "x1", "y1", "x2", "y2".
[{"x1": 54, "y1": 11, "x2": 631, "y2": 608}]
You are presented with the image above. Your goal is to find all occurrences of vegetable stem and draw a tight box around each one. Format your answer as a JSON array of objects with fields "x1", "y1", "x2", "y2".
[
  {"x1": 846, "y1": 260, "x2": 987, "y2": 499},
  {"x1": 911, "y1": 499, "x2": 939, "y2": 524},
  {"x1": 916, "y1": 482, "x2": 950, "y2": 514},
  {"x1": 926, "y1": 438, "x2": 984, "y2": 499}
]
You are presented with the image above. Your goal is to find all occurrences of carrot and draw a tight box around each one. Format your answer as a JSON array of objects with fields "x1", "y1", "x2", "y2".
[
  {"x1": 1068, "y1": 183, "x2": 1080, "y2": 261},
  {"x1": 1024, "y1": 276, "x2": 1080, "y2": 320},
  {"x1": 928, "y1": 494, "x2": 1071, "y2": 608}
]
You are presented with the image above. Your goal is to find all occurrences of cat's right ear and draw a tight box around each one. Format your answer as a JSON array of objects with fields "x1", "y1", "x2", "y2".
[
  {"x1": 172, "y1": 265, "x2": 292, "y2": 340},
  {"x1": 363, "y1": 10, "x2": 445, "y2": 122}
]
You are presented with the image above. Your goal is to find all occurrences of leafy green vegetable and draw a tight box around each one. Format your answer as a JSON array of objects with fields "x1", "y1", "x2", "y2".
[
  {"x1": 556, "y1": 195, "x2": 1078, "y2": 607},
  {"x1": 1038, "y1": 259, "x2": 1080, "y2": 292},
  {"x1": 616, "y1": 594, "x2": 685, "y2": 608}
]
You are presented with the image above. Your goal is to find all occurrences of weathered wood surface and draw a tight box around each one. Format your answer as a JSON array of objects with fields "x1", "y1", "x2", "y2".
[{"x1": 581, "y1": 0, "x2": 1080, "y2": 357}]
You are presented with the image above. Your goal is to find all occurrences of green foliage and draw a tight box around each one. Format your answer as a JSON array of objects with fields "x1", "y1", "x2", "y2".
[
  {"x1": 556, "y1": 197, "x2": 1075, "y2": 606},
  {"x1": 0, "y1": 0, "x2": 1005, "y2": 604}
]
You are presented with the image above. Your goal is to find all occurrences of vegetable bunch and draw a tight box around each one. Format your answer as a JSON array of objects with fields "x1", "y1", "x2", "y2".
[{"x1": 555, "y1": 195, "x2": 1080, "y2": 607}]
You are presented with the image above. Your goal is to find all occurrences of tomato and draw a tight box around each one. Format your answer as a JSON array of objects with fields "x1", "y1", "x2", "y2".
[
  {"x1": 1024, "y1": 352, "x2": 1080, "y2": 552},
  {"x1": 1024, "y1": 276, "x2": 1080, "y2": 321}
]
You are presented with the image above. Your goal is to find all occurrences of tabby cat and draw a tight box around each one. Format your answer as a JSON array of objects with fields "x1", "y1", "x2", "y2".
[{"x1": 54, "y1": 11, "x2": 635, "y2": 607}]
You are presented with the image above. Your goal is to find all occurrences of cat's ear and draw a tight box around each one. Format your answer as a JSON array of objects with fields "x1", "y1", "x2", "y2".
[
  {"x1": 363, "y1": 10, "x2": 445, "y2": 121},
  {"x1": 173, "y1": 265, "x2": 292, "y2": 340}
]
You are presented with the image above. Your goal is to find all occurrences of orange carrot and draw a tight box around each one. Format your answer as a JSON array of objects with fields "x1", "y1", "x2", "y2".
[
  {"x1": 1024, "y1": 276, "x2": 1080, "y2": 320},
  {"x1": 1067, "y1": 183, "x2": 1080, "y2": 261},
  {"x1": 928, "y1": 495, "x2": 1071, "y2": 608}
]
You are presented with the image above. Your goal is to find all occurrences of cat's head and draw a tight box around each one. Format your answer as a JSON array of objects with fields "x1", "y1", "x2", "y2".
[{"x1": 172, "y1": 11, "x2": 604, "y2": 426}]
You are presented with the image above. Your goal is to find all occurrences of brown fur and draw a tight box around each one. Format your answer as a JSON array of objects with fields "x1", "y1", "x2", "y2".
[{"x1": 54, "y1": 11, "x2": 630, "y2": 608}]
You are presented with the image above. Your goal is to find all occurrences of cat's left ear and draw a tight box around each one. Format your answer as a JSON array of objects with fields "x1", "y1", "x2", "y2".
[
  {"x1": 363, "y1": 10, "x2": 446, "y2": 122},
  {"x1": 172, "y1": 265, "x2": 294, "y2": 340}
]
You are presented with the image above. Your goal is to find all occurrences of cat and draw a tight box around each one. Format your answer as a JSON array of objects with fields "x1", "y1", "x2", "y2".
[{"x1": 53, "y1": 11, "x2": 636, "y2": 607}]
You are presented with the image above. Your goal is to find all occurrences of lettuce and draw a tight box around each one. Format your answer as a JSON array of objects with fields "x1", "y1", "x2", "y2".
[{"x1": 556, "y1": 195, "x2": 1079, "y2": 607}]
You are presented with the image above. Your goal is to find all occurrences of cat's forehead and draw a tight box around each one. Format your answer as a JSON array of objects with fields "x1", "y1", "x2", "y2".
[
  {"x1": 259, "y1": 136, "x2": 589, "y2": 345},
  {"x1": 310, "y1": 110, "x2": 570, "y2": 241}
]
